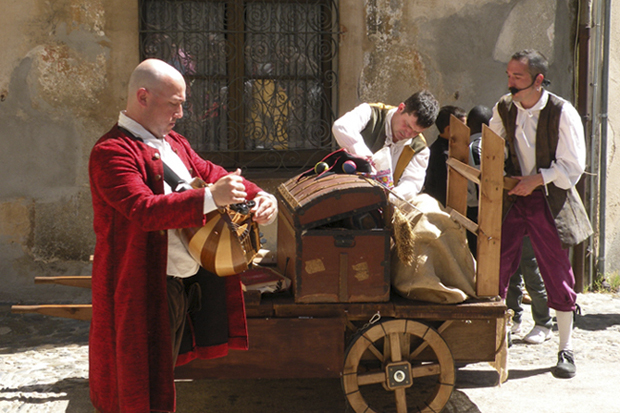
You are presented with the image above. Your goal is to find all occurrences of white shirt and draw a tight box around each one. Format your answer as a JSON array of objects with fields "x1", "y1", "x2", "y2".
[
  {"x1": 332, "y1": 103, "x2": 430, "y2": 200},
  {"x1": 489, "y1": 90, "x2": 586, "y2": 190},
  {"x1": 118, "y1": 112, "x2": 217, "y2": 278}
]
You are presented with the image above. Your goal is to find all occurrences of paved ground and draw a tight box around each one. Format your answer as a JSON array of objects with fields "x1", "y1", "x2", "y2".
[{"x1": 1, "y1": 292, "x2": 619, "y2": 412}]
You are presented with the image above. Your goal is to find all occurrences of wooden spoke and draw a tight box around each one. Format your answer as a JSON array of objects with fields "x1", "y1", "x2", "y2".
[
  {"x1": 342, "y1": 319, "x2": 455, "y2": 413},
  {"x1": 389, "y1": 332, "x2": 403, "y2": 362},
  {"x1": 410, "y1": 363, "x2": 442, "y2": 378},
  {"x1": 410, "y1": 320, "x2": 452, "y2": 359},
  {"x1": 357, "y1": 371, "x2": 386, "y2": 386},
  {"x1": 365, "y1": 341, "x2": 385, "y2": 362},
  {"x1": 395, "y1": 388, "x2": 407, "y2": 413}
]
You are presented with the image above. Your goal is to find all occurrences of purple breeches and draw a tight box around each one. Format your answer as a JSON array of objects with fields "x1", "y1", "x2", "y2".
[{"x1": 499, "y1": 190, "x2": 577, "y2": 312}]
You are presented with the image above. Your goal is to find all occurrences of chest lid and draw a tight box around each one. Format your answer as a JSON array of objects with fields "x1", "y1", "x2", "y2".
[{"x1": 277, "y1": 173, "x2": 387, "y2": 230}]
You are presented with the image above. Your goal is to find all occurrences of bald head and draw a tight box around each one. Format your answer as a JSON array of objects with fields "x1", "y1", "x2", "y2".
[
  {"x1": 125, "y1": 59, "x2": 187, "y2": 137},
  {"x1": 127, "y1": 59, "x2": 185, "y2": 104}
]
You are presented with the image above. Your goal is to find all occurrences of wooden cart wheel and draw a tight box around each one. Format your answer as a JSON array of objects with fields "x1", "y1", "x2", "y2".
[{"x1": 342, "y1": 319, "x2": 455, "y2": 413}]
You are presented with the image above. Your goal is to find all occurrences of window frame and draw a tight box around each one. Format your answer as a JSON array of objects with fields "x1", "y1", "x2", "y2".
[{"x1": 139, "y1": 0, "x2": 340, "y2": 175}]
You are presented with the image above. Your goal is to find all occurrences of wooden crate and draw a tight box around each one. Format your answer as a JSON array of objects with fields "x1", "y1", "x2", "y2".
[{"x1": 276, "y1": 173, "x2": 390, "y2": 303}]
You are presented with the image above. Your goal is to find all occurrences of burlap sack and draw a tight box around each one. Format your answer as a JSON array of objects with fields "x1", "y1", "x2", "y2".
[{"x1": 391, "y1": 194, "x2": 477, "y2": 304}]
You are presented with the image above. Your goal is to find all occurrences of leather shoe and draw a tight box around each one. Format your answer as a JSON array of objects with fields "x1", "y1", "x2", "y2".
[
  {"x1": 552, "y1": 350, "x2": 576, "y2": 379},
  {"x1": 523, "y1": 325, "x2": 552, "y2": 344}
]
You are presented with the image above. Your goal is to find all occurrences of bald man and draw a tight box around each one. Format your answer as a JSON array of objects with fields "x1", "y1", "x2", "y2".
[{"x1": 88, "y1": 59, "x2": 277, "y2": 413}]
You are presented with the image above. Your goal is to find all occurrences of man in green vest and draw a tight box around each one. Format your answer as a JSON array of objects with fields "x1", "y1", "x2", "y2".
[
  {"x1": 489, "y1": 49, "x2": 592, "y2": 379},
  {"x1": 332, "y1": 90, "x2": 439, "y2": 201}
]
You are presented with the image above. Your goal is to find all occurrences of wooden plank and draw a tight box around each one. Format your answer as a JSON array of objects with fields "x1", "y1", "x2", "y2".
[
  {"x1": 12, "y1": 292, "x2": 272, "y2": 321},
  {"x1": 220, "y1": 293, "x2": 507, "y2": 322},
  {"x1": 11, "y1": 304, "x2": 92, "y2": 321},
  {"x1": 446, "y1": 208, "x2": 479, "y2": 235},
  {"x1": 446, "y1": 115, "x2": 470, "y2": 215},
  {"x1": 272, "y1": 299, "x2": 396, "y2": 320},
  {"x1": 504, "y1": 176, "x2": 519, "y2": 190},
  {"x1": 339, "y1": 252, "x2": 348, "y2": 302},
  {"x1": 174, "y1": 317, "x2": 345, "y2": 379},
  {"x1": 275, "y1": 205, "x2": 297, "y2": 281},
  {"x1": 440, "y1": 318, "x2": 498, "y2": 363},
  {"x1": 34, "y1": 276, "x2": 92, "y2": 289},
  {"x1": 261, "y1": 294, "x2": 505, "y2": 321},
  {"x1": 446, "y1": 158, "x2": 481, "y2": 186},
  {"x1": 476, "y1": 125, "x2": 505, "y2": 297},
  {"x1": 393, "y1": 296, "x2": 506, "y2": 320},
  {"x1": 445, "y1": 158, "x2": 518, "y2": 192}
]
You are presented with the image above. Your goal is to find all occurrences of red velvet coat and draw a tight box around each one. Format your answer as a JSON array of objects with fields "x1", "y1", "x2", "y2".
[{"x1": 88, "y1": 125, "x2": 261, "y2": 413}]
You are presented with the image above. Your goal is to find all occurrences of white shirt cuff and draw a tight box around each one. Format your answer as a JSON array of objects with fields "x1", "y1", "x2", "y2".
[
  {"x1": 203, "y1": 188, "x2": 217, "y2": 214},
  {"x1": 539, "y1": 168, "x2": 556, "y2": 187}
]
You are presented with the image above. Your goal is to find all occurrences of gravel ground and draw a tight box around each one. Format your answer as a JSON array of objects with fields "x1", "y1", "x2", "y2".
[{"x1": 1, "y1": 292, "x2": 619, "y2": 413}]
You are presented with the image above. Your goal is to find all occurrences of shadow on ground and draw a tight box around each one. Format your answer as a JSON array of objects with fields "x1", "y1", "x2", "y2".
[
  {"x1": 575, "y1": 313, "x2": 620, "y2": 331},
  {"x1": 0, "y1": 378, "x2": 92, "y2": 413},
  {"x1": 0, "y1": 306, "x2": 89, "y2": 353}
]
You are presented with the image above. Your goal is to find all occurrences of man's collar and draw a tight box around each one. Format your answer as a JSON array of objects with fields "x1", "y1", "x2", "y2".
[
  {"x1": 118, "y1": 111, "x2": 162, "y2": 143},
  {"x1": 514, "y1": 89, "x2": 549, "y2": 112}
]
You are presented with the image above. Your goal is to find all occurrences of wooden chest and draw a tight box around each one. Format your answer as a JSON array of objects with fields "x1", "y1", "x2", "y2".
[{"x1": 276, "y1": 173, "x2": 390, "y2": 303}]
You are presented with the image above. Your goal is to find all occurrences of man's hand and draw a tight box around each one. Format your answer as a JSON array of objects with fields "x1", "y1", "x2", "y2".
[
  {"x1": 209, "y1": 169, "x2": 247, "y2": 207},
  {"x1": 508, "y1": 173, "x2": 544, "y2": 196},
  {"x1": 251, "y1": 193, "x2": 277, "y2": 225}
]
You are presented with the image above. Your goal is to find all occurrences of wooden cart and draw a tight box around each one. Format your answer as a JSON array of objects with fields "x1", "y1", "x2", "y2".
[{"x1": 13, "y1": 117, "x2": 513, "y2": 413}]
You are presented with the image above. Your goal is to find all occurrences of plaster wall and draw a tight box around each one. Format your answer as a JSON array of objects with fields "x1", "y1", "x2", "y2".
[
  {"x1": 338, "y1": 0, "x2": 577, "y2": 141},
  {"x1": 0, "y1": 0, "x2": 582, "y2": 303},
  {"x1": 603, "y1": 4, "x2": 620, "y2": 274},
  {"x1": 0, "y1": 0, "x2": 137, "y2": 302}
]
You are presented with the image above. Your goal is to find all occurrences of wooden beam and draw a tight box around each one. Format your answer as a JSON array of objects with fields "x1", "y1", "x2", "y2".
[
  {"x1": 11, "y1": 304, "x2": 92, "y2": 321},
  {"x1": 34, "y1": 276, "x2": 92, "y2": 289},
  {"x1": 447, "y1": 157, "x2": 520, "y2": 191},
  {"x1": 475, "y1": 125, "x2": 505, "y2": 297},
  {"x1": 503, "y1": 176, "x2": 518, "y2": 191},
  {"x1": 446, "y1": 115, "x2": 470, "y2": 216},
  {"x1": 446, "y1": 208, "x2": 479, "y2": 235},
  {"x1": 446, "y1": 158, "x2": 481, "y2": 185}
]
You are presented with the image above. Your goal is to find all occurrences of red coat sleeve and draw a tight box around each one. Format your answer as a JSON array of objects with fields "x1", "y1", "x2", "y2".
[
  {"x1": 89, "y1": 132, "x2": 207, "y2": 233},
  {"x1": 167, "y1": 131, "x2": 263, "y2": 200}
]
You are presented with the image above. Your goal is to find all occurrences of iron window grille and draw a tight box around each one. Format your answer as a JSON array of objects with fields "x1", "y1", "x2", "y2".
[{"x1": 140, "y1": 0, "x2": 340, "y2": 174}]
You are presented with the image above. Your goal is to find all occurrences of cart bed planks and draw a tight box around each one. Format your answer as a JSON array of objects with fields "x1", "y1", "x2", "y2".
[{"x1": 175, "y1": 316, "x2": 346, "y2": 380}]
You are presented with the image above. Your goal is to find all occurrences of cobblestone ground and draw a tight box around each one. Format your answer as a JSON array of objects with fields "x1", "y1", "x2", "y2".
[
  {"x1": 0, "y1": 306, "x2": 90, "y2": 413},
  {"x1": 1, "y1": 292, "x2": 619, "y2": 413},
  {"x1": 456, "y1": 292, "x2": 620, "y2": 413}
]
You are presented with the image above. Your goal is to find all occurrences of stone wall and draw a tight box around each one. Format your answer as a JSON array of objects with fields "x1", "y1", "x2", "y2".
[
  {"x1": 0, "y1": 0, "x2": 137, "y2": 302},
  {"x1": 339, "y1": 0, "x2": 576, "y2": 121}
]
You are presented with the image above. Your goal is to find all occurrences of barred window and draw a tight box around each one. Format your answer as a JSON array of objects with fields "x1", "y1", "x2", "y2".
[{"x1": 140, "y1": 0, "x2": 339, "y2": 173}]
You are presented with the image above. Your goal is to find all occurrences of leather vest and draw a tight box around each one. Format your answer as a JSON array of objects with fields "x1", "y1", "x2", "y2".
[{"x1": 497, "y1": 94, "x2": 592, "y2": 247}]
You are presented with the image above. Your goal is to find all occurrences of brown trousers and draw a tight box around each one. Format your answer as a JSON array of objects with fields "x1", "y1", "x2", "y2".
[{"x1": 167, "y1": 276, "x2": 189, "y2": 368}]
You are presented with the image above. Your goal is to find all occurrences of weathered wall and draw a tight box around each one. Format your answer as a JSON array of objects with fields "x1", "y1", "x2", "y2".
[
  {"x1": 604, "y1": 4, "x2": 620, "y2": 273},
  {"x1": 339, "y1": 0, "x2": 577, "y2": 140},
  {"x1": 0, "y1": 0, "x2": 137, "y2": 302},
  {"x1": 0, "y1": 0, "x2": 584, "y2": 303}
]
